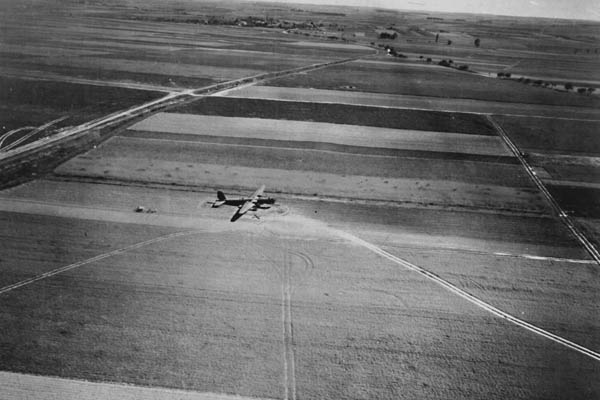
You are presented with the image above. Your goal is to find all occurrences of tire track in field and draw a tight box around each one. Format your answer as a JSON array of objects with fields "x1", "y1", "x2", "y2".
[
  {"x1": 336, "y1": 229, "x2": 600, "y2": 362},
  {"x1": 279, "y1": 247, "x2": 313, "y2": 400},
  {"x1": 281, "y1": 251, "x2": 296, "y2": 400},
  {"x1": 0, "y1": 230, "x2": 197, "y2": 296}
]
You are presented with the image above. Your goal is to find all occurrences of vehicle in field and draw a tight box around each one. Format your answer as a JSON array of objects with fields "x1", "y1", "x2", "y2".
[{"x1": 212, "y1": 185, "x2": 275, "y2": 221}]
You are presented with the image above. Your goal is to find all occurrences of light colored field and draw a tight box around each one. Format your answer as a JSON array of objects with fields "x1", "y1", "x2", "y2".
[
  {"x1": 222, "y1": 86, "x2": 600, "y2": 120},
  {"x1": 129, "y1": 113, "x2": 509, "y2": 156},
  {"x1": 0, "y1": 371, "x2": 271, "y2": 400},
  {"x1": 0, "y1": 179, "x2": 581, "y2": 258},
  {"x1": 55, "y1": 156, "x2": 548, "y2": 214},
  {"x1": 0, "y1": 193, "x2": 597, "y2": 399}
]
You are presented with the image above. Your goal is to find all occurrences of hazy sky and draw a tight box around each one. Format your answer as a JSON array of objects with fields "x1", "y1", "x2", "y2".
[{"x1": 248, "y1": 0, "x2": 600, "y2": 21}]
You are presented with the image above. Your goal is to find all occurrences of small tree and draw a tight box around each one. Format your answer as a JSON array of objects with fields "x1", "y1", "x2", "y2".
[
  {"x1": 497, "y1": 72, "x2": 505, "y2": 77},
  {"x1": 474, "y1": 38, "x2": 480, "y2": 47},
  {"x1": 426, "y1": 57, "x2": 432, "y2": 63},
  {"x1": 505, "y1": 72, "x2": 511, "y2": 78},
  {"x1": 587, "y1": 87, "x2": 596, "y2": 94},
  {"x1": 447, "y1": 40, "x2": 452, "y2": 45},
  {"x1": 435, "y1": 33, "x2": 439, "y2": 43},
  {"x1": 565, "y1": 82, "x2": 574, "y2": 90},
  {"x1": 577, "y1": 88, "x2": 587, "y2": 94}
]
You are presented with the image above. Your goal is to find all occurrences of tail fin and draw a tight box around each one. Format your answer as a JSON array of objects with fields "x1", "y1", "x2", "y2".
[{"x1": 217, "y1": 191, "x2": 226, "y2": 201}]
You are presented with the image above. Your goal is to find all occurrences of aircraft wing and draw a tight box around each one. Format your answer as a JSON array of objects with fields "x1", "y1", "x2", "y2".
[{"x1": 250, "y1": 184, "x2": 266, "y2": 202}]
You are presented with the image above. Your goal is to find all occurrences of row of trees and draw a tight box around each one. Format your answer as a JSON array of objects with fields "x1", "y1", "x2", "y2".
[
  {"x1": 499, "y1": 73, "x2": 596, "y2": 95},
  {"x1": 419, "y1": 56, "x2": 469, "y2": 71}
]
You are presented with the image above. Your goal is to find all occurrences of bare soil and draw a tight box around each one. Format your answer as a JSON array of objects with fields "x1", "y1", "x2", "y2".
[
  {"x1": 175, "y1": 95, "x2": 498, "y2": 135},
  {"x1": 128, "y1": 113, "x2": 507, "y2": 156},
  {"x1": 219, "y1": 85, "x2": 600, "y2": 120},
  {"x1": 494, "y1": 115, "x2": 600, "y2": 155},
  {"x1": 0, "y1": 207, "x2": 597, "y2": 399}
]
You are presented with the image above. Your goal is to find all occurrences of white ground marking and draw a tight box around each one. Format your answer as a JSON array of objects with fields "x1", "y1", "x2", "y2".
[
  {"x1": 2, "y1": 116, "x2": 69, "y2": 152},
  {"x1": 0, "y1": 231, "x2": 197, "y2": 296},
  {"x1": 491, "y1": 252, "x2": 595, "y2": 264},
  {"x1": 0, "y1": 371, "x2": 275, "y2": 400},
  {"x1": 335, "y1": 229, "x2": 600, "y2": 362},
  {"x1": 0, "y1": 127, "x2": 34, "y2": 149}
]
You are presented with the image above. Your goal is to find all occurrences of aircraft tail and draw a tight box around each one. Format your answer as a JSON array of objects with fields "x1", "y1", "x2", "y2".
[{"x1": 217, "y1": 191, "x2": 226, "y2": 201}]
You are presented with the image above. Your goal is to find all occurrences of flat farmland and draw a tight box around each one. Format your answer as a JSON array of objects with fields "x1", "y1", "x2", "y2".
[
  {"x1": 494, "y1": 115, "x2": 600, "y2": 155},
  {"x1": 0, "y1": 63, "x2": 216, "y2": 90},
  {"x1": 266, "y1": 60, "x2": 600, "y2": 108},
  {"x1": 529, "y1": 155, "x2": 600, "y2": 184},
  {"x1": 129, "y1": 113, "x2": 505, "y2": 155},
  {"x1": 2, "y1": 1, "x2": 600, "y2": 398},
  {"x1": 0, "y1": 179, "x2": 573, "y2": 256},
  {"x1": 95, "y1": 47, "x2": 332, "y2": 72},
  {"x1": 394, "y1": 248, "x2": 600, "y2": 351},
  {"x1": 3, "y1": 56, "x2": 265, "y2": 84},
  {"x1": 0, "y1": 76, "x2": 163, "y2": 137},
  {"x1": 218, "y1": 86, "x2": 600, "y2": 120},
  {"x1": 175, "y1": 97, "x2": 498, "y2": 134},
  {"x1": 546, "y1": 185, "x2": 600, "y2": 218},
  {"x1": 0, "y1": 180, "x2": 597, "y2": 399},
  {"x1": 0, "y1": 211, "x2": 178, "y2": 288},
  {"x1": 54, "y1": 133, "x2": 546, "y2": 214},
  {"x1": 0, "y1": 5, "x2": 342, "y2": 92}
]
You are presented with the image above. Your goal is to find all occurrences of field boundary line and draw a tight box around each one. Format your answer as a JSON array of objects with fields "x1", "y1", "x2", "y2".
[
  {"x1": 336, "y1": 230, "x2": 600, "y2": 362},
  {"x1": 486, "y1": 115, "x2": 600, "y2": 265},
  {"x1": 0, "y1": 231, "x2": 196, "y2": 296},
  {"x1": 0, "y1": 56, "x2": 361, "y2": 163},
  {"x1": 0, "y1": 370, "x2": 277, "y2": 400}
]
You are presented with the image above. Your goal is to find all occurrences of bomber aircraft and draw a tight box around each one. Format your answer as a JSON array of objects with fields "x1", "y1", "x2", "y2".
[{"x1": 212, "y1": 185, "x2": 275, "y2": 222}]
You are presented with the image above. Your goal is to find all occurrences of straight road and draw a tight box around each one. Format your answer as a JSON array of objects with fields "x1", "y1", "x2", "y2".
[
  {"x1": 487, "y1": 115, "x2": 600, "y2": 265},
  {"x1": 0, "y1": 56, "x2": 361, "y2": 162}
]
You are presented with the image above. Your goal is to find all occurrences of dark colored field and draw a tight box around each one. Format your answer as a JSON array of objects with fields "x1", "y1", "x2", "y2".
[
  {"x1": 396, "y1": 248, "x2": 600, "y2": 351},
  {"x1": 494, "y1": 115, "x2": 600, "y2": 155},
  {"x1": 547, "y1": 185, "x2": 600, "y2": 218},
  {"x1": 541, "y1": 164, "x2": 600, "y2": 184},
  {"x1": 0, "y1": 77, "x2": 164, "y2": 135},
  {"x1": 266, "y1": 61, "x2": 600, "y2": 108},
  {"x1": 292, "y1": 199, "x2": 580, "y2": 251},
  {"x1": 175, "y1": 96, "x2": 497, "y2": 135},
  {"x1": 1, "y1": 214, "x2": 597, "y2": 399},
  {"x1": 1, "y1": 61, "x2": 217, "y2": 89},
  {"x1": 87, "y1": 136, "x2": 532, "y2": 187},
  {"x1": 578, "y1": 218, "x2": 600, "y2": 251},
  {"x1": 124, "y1": 129, "x2": 519, "y2": 164},
  {"x1": 95, "y1": 47, "x2": 329, "y2": 72},
  {"x1": 0, "y1": 211, "x2": 178, "y2": 289},
  {"x1": 0, "y1": 226, "x2": 284, "y2": 399}
]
